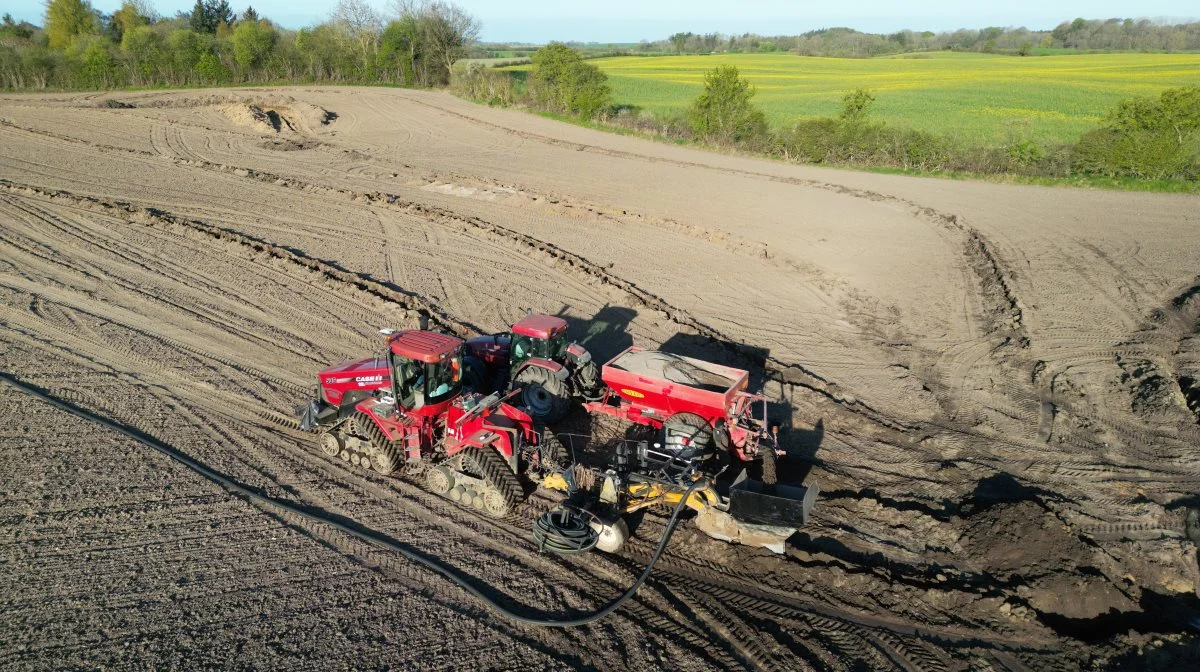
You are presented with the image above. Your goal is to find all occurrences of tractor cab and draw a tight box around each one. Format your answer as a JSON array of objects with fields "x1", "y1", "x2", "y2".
[
  {"x1": 386, "y1": 330, "x2": 464, "y2": 412},
  {"x1": 509, "y1": 314, "x2": 568, "y2": 369}
]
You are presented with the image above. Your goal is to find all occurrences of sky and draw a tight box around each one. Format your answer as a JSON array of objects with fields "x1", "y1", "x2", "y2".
[{"x1": 3, "y1": 0, "x2": 1197, "y2": 42}]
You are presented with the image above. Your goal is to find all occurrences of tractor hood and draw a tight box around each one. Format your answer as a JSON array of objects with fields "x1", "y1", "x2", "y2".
[{"x1": 317, "y1": 356, "x2": 391, "y2": 405}]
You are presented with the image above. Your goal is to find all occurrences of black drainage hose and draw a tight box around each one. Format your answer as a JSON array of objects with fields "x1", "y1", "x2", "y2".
[{"x1": 0, "y1": 372, "x2": 696, "y2": 628}]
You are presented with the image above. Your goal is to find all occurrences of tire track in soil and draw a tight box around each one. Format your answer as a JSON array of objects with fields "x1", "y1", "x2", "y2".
[
  {"x1": 3, "y1": 107, "x2": 1171, "y2": 666},
  {"x1": 0, "y1": 381, "x2": 594, "y2": 672},
  {"x1": 402, "y1": 97, "x2": 1028, "y2": 339},
  {"x1": 0, "y1": 180, "x2": 1123, "y2": 638},
  {"x1": 0, "y1": 203, "x2": 745, "y2": 669},
  {"x1": 616, "y1": 542, "x2": 1066, "y2": 669},
  {"x1": 0, "y1": 195, "x2": 341, "y2": 370},
  {"x1": 1, "y1": 114, "x2": 1032, "y2": 446}
]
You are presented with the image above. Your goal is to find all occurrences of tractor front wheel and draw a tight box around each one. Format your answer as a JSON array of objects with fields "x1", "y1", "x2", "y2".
[
  {"x1": 514, "y1": 366, "x2": 571, "y2": 423},
  {"x1": 574, "y1": 359, "x2": 602, "y2": 400}
]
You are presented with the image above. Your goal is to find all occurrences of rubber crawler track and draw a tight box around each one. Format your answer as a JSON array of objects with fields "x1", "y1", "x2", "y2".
[
  {"x1": 468, "y1": 446, "x2": 524, "y2": 510},
  {"x1": 352, "y1": 410, "x2": 403, "y2": 474}
]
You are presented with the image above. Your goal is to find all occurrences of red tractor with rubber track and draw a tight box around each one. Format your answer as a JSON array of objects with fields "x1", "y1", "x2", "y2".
[{"x1": 298, "y1": 328, "x2": 561, "y2": 517}]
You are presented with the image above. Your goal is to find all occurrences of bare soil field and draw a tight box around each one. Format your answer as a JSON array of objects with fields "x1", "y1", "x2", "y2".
[{"x1": 2, "y1": 87, "x2": 1199, "y2": 670}]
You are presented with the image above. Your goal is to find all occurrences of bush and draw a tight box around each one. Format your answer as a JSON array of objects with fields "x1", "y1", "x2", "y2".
[
  {"x1": 196, "y1": 51, "x2": 229, "y2": 83},
  {"x1": 604, "y1": 106, "x2": 693, "y2": 140},
  {"x1": 688, "y1": 65, "x2": 767, "y2": 146},
  {"x1": 1006, "y1": 139, "x2": 1045, "y2": 167},
  {"x1": 839, "y1": 88, "x2": 876, "y2": 124},
  {"x1": 529, "y1": 43, "x2": 611, "y2": 119},
  {"x1": 1073, "y1": 86, "x2": 1200, "y2": 180},
  {"x1": 451, "y1": 63, "x2": 517, "y2": 106},
  {"x1": 777, "y1": 115, "x2": 951, "y2": 171},
  {"x1": 1074, "y1": 127, "x2": 1199, "y2": 180}
]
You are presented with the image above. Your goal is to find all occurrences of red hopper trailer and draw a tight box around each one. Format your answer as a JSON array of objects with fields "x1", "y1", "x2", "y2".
[{"x1": 582, "y1": 347, "x2": 779, "y2": 465}]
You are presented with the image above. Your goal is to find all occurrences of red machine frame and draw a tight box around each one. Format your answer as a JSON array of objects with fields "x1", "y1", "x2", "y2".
[{"x1": 581, "y1": 347, "x2": 773, "y2": 461}]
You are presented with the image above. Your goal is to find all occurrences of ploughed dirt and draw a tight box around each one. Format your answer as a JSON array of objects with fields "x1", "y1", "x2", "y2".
[{"x1": 2, "y1": 87, "x2": 1199, "y2": 670}]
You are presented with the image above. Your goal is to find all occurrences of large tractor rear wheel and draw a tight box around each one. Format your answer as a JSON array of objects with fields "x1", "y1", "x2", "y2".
[
  {"x1": 514, "y1": 366, "x2": 570, "y2": 423},
  {"x1": 574, "y1": 359, "x2": 602, "y2": 401}
]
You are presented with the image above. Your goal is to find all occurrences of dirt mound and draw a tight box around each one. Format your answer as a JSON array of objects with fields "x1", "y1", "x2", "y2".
[
  {"x1": 960, "y1": 500, "x2": 1137, "y2": 620},
  {"x1": 123, "y1": 92, "x2": 336, "y2": 134},
  {"x1": 218, "y1": 103, "x2": 334, "y2": 135},
  {"x1": 219, "y1": 103, "x2": 281, "y2": 133}
]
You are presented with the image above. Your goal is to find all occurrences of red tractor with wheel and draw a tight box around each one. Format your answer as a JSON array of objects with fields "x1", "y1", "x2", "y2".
[
  {"x1": 297, "y1": 328, "x2": 559, "y2": 517},
  {"x1": 582, "y1": 347, "x2": 781, "y2": 476},
  {"x1": 460, "y1": 314, "x2": 600, "y2": 423}
]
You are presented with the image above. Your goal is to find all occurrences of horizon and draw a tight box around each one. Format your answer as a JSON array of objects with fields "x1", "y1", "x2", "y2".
[{"x1": 2, "y1": 0, "x2": 1198, "y2": 43}]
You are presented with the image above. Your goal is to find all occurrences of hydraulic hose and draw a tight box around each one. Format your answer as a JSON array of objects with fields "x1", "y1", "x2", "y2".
[{"x1": 0, "y1": 372, "x2": 697, "y2": 628}]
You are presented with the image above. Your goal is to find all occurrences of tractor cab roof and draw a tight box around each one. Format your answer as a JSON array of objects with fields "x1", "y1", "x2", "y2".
[
  {"x1": 388, "y1": 330, "x2": 463, "y2": 363},
  {"x1": 511, "y1": 314, "x2": 568, "y2": 340}
]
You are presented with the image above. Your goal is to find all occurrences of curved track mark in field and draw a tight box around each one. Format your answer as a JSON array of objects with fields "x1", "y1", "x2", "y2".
[{"x1": 401, "y1": 98, "x2": 1028, "y2": 343}]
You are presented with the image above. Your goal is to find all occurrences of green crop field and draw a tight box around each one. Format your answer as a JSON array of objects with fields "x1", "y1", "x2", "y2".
[{"x1": 514, "y1": 52, "x2": 1200, "y2": 145}]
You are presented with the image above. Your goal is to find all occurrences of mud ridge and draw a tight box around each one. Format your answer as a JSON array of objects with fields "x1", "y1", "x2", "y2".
[{"x1": 621, "y1": 546, "x2": 1065, "y2": 655}]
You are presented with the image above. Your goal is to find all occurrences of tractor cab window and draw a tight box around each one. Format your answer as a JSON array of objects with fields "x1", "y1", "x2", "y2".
[
  {"x1": 511, "y1": 332, "x2": 566, "y2": 367},
  {"x1": 390, "y1": 354, "x2": 463, "y2": 408},
  {"x1": 392, "y1": 356, "x2": 423, "y2": 408},
  {"x1": 426, "y1": 354, "x2": 462, "y2": 404},
  {"x1": 510, "y1": 334, "x2": 537, "y2": 367},
  {"x1": 546, "y1": 332, "x2": 567, "y2": 359}
]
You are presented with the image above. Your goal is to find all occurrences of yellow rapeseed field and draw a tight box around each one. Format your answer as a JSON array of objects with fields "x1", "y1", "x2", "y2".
[{"x1": 582, "y1": 52, "x2": 1200, "y2": 145}]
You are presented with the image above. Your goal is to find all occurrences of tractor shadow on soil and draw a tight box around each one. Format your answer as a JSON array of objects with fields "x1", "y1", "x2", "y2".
[{"x1": 557, "y1": 304, "x2": 637, "y2": 363}]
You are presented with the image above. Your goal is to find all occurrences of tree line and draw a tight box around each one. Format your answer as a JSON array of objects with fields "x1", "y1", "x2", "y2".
[
  {"x1": 0, "y1": 0, "x2": 478, "y2": 89},
  {"x1": 652, "y1": 18, "x2": 1200, "y2": 58}
]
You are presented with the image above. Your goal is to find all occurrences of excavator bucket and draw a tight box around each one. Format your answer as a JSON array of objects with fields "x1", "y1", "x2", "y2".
[
  {"x1": 693, "y1": 470, "x2": 818, "y2": 554},
  {"x1": 728, "y1": 469, "x2": 818, "y2": 527}
]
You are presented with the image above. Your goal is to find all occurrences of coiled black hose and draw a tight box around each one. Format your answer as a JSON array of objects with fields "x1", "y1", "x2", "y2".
[
  {"x1": 0, "y1": 372, "x2": 698, "y2": 628},
  {"x1": 532, "y1": 506, "x2": 599, "y2": 555}
]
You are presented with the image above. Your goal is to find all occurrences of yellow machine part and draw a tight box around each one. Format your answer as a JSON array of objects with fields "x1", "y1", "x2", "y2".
[{"x1": 540, "y1": 472, "x2": 720, "y2": 514}]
